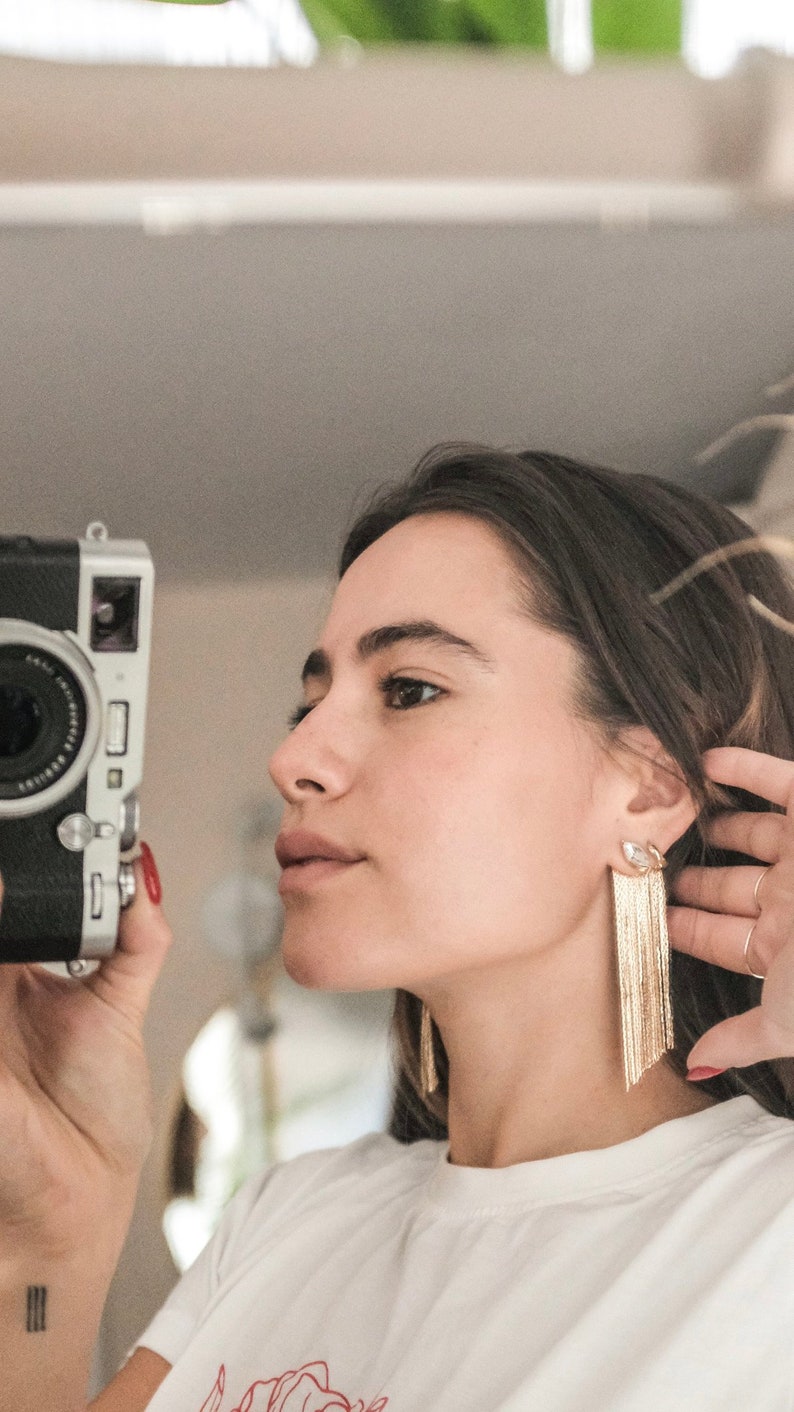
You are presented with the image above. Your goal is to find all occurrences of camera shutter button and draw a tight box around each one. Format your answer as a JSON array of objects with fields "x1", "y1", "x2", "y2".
[{"x1": 57, "y1": 813, "x2": 95, "y2": 851}]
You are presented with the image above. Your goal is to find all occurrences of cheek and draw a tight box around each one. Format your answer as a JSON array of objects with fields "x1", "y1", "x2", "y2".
[
  {"x1": 383, "y1": 732, "x2": 598, "y2": 958},
  {"x1": 277, "y1": 722, "x2": 605, "y2": 989}
]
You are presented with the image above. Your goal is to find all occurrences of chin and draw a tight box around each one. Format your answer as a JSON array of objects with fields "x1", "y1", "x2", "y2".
[
  {"x1": 280, "y1": 927, "x2": 389, "y2": 993},
  {"x1": 281, "y1": 935, "x2": 360, "y2": 992}
]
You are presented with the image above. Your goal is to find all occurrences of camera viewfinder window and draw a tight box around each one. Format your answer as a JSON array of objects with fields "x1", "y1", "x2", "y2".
[{"x1": 90, "y1": 578, "x2": 141, "y2": 653}]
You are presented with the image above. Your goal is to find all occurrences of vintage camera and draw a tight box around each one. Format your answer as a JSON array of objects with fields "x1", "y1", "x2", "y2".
[{"x1": 0, "y1": 523, "x2": 154, "y2": 964}]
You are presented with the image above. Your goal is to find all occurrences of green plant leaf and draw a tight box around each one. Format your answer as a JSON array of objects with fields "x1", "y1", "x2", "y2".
[
  {"x1": 299, "y1": 0, "x2": 401, "y2": 43},
  {"x1": 429, "y1": 2, "x2": 492, "y2": 42},
  {"x1": 299, "y1": 0, "x2": 547, "y2": 45},
  {"x1": 463, "y1": 0, "x2": 547, "y2": 46},
  {"x1": 591, "y1": 0, "x2": 682, "y2": 53},
  {"x1": 359, "y1": 0, "x2": 492, "y2": 42}
]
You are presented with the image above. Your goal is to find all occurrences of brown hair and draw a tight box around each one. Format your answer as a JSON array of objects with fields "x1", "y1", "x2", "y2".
[{"x1": 335, "y1": 444, "x2": 794, "y2": 1141}]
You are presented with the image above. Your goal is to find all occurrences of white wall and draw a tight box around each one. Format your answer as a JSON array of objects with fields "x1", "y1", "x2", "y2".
[{"x1": 746, "y1": 430, "x2": 794, "y2": 536}]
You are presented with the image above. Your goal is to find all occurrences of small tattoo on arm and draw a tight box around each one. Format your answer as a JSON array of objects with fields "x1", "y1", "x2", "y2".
[{"x1": 26, "y1": 1285, "x2": 47, "y2": 1332}]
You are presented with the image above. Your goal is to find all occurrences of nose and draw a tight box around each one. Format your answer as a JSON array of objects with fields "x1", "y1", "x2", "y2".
[
  {"x1": 269, "y1": 735, "x2": 319, "y2": 801},
  {"x1": 268, "y1": 713, "x2": 349, "y2": 804}
]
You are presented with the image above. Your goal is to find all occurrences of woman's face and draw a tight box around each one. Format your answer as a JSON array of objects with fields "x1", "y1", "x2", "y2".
[{"x1": 268, "y1": 511, "x2": 620, "y2": 995}]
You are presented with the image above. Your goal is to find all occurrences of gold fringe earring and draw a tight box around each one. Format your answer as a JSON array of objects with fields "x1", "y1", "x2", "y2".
[
  {"x1": 611, "y1": 842, "x2": 674, "y2": 1091},
  {"x1": 420, "y1": 1001, "x2": 439, "y2": 1096}
]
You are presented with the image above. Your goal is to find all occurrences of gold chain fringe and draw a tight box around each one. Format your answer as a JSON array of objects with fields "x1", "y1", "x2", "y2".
[
  {"x1": 418, "y1": 844, "x2": 672, "y2": 1101},
  {"x1": 611, "y1": 850, "x2": 674, "y2": 1090},
  {"x1": 420, "y1": 1001, "x2": 439, "y2": 1096}
]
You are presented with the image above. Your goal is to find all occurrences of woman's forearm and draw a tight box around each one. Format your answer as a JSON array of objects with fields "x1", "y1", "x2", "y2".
[
  {"x1": 0, "y1": 856, "x2": 172, "y2": 1410},
  {"x1": 1, "y1": 1189, "x2": 139, "y2": 1412}
]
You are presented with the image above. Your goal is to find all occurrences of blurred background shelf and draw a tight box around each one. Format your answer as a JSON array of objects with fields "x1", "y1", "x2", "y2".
[
  {"x1": 0, "y1": 50, "x2": 791, "y2": 186},
  {"x1": 1, "y1": 56, "x2": 793, "y2": 583}
]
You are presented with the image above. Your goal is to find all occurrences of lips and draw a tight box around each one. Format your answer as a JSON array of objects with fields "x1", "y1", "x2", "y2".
[
  {"x1": 275, "y1": 829, "x2": 365, "y2": 870},
  {"x1": 277, "y1": 854, "x2": 365, "y2": 895}
]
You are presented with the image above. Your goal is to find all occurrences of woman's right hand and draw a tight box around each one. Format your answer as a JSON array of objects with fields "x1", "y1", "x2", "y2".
[{"x1": 0, "y1": 846, "x2": 172, "y2": 1256}]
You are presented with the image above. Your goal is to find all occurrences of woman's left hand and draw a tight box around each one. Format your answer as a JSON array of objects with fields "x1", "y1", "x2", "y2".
[{"x1": 669, "y1": 745, "x2": 794, "y2": 1074}]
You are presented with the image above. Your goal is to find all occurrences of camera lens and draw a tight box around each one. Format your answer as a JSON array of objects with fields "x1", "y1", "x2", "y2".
[
  {"x1": 0, "y1": 685, "x2": 42, "y2": 757},
  {"x1": 0, "y1": 644, "x2": 87, "y2": 800}
]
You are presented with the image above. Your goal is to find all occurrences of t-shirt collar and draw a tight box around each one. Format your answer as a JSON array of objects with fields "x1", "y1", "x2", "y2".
[{"x1": 422, "y1": 1094, "x2": 768, "y2": 1212}]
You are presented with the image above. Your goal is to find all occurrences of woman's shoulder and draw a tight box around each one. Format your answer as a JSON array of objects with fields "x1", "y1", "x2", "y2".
[
  {"x1": 731, "y1": 1095, "x2": 794, "y2": 1172},
  {"x1": 224, "y1": 1130, "x2": 442, "y2": 1240},
  {"x1": 688, "y1": 1096, "x2": 794, "y2": 1233},
  {"x1": 271, "y1": 1128, "x2": 441, "y2": 1191},
  {"x1": 732, "y1": 1095, "x2": 794, "y2": 1150}
]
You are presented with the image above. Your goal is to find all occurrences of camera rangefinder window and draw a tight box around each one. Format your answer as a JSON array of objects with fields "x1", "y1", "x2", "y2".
[
  {"x1": 91, "y1": 577, "x2": 141, "y2": 653},
  {"x1": 0, "y1": 644, "x2": 87, "y2": 799}
]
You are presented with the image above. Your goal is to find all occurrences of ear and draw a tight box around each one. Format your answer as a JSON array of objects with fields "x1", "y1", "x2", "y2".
[{"x1": 612, "y1": 726, "x2": 698, "y2": 858}]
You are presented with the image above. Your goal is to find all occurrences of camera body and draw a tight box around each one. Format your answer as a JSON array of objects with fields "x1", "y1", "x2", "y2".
[{"x1": 0, "y1": 523, "x2": 154, "y2": 963}]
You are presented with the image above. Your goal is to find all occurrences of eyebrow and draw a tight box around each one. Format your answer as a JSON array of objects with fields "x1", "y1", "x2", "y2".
[{"x1": 300, "y1": 619, "x2": 497, "y2": 686}]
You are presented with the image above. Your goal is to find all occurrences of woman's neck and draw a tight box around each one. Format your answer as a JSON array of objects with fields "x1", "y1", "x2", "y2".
[
  {"x1": 427, "y1": 939, "x2": 718, "y2": 1170},
  {"x1": 444, "y1": 1059, "x2": 717, "y2": 1169}
]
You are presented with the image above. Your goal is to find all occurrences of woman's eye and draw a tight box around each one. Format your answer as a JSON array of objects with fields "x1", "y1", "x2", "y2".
[
  {"x1": 287, "y1": 703, "x2": 313, "y2": 729},
  {"x1": 381, "y1": 675, "x2": 443, "y2": 711},
  {"x1": 286, "y1": 676, "x2": 443, "y2": 730}
]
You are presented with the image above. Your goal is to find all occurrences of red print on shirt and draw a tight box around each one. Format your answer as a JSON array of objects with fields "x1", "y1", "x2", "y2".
[{"x1": 198, "y1": 1360, "x2": 389, "y2": 1412}]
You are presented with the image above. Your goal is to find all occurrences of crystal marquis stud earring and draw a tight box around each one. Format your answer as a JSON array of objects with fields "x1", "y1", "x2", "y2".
[{"x1": 611, "y1": 842, "x2": 675, "y2": 1090}]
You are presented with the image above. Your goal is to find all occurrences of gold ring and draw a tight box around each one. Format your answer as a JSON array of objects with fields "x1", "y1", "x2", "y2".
[
  {"x1": 753, "y1": 867, "x2": 770, "y2": 914},
  {"x1": 743, "y1": 923, "x2": 766, "y2": 980}
]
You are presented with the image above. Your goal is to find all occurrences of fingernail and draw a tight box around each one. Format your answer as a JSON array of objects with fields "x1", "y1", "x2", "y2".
[
  {"x1": 139, "y1": 841, "x2": 162, "y2": 905},
  {"x1": 687, "y1": 1066, "x2": 726, "y2": 1081}
]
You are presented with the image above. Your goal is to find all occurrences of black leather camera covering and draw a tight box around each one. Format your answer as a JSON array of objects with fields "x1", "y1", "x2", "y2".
[
  {"x1": 0, "y1": 537, "x2": 80, "y2": 631},
  {"x1": 0, "y1": 789, "x2": 87, "y2": 962},
  {"x1": 0, "y1": 537, "x2": 86, "y2": 962}
]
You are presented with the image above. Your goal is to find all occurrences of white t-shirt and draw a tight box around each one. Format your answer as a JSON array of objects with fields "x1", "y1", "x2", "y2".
[{"x1": 135, "y1": 1094, "x2": 794, "y2": 1411}]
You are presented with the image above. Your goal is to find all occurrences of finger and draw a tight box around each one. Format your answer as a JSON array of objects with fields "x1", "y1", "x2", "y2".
[
  {"x1": 84, "y1": 848, "x2": 172, "y2": 1030},
  {"x1": 702, "y1": 747, "x2": 794, "y2": 808},
  {"x1": 667, "y1": 904, "x2": 775, "y2": 975},
  {"x1": 685, "y1": 1004, "x2": 794, "y2": 1072},
  {"x1": 759, "y1": 934, "x2": 794, "y2": 1034},
  {"x1": 704, "y1": 810, "x2": 785, "y2": 862},
  {"x1": 671, "y1": 864, "x2": 768, "y2": 918}
]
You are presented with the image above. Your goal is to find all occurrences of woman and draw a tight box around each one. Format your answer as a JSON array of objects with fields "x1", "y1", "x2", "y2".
[{"x1": 5, "y1": 444, "x2": 794, "y2": 1412}]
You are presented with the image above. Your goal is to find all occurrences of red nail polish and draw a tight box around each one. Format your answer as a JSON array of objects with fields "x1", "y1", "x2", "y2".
[
  {"x1": 139, "y1": 841, "x2": 162, "y2": 905},
  {"x1": 687, "y1": 1066, "x2": 726, "y2": 1081}
]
